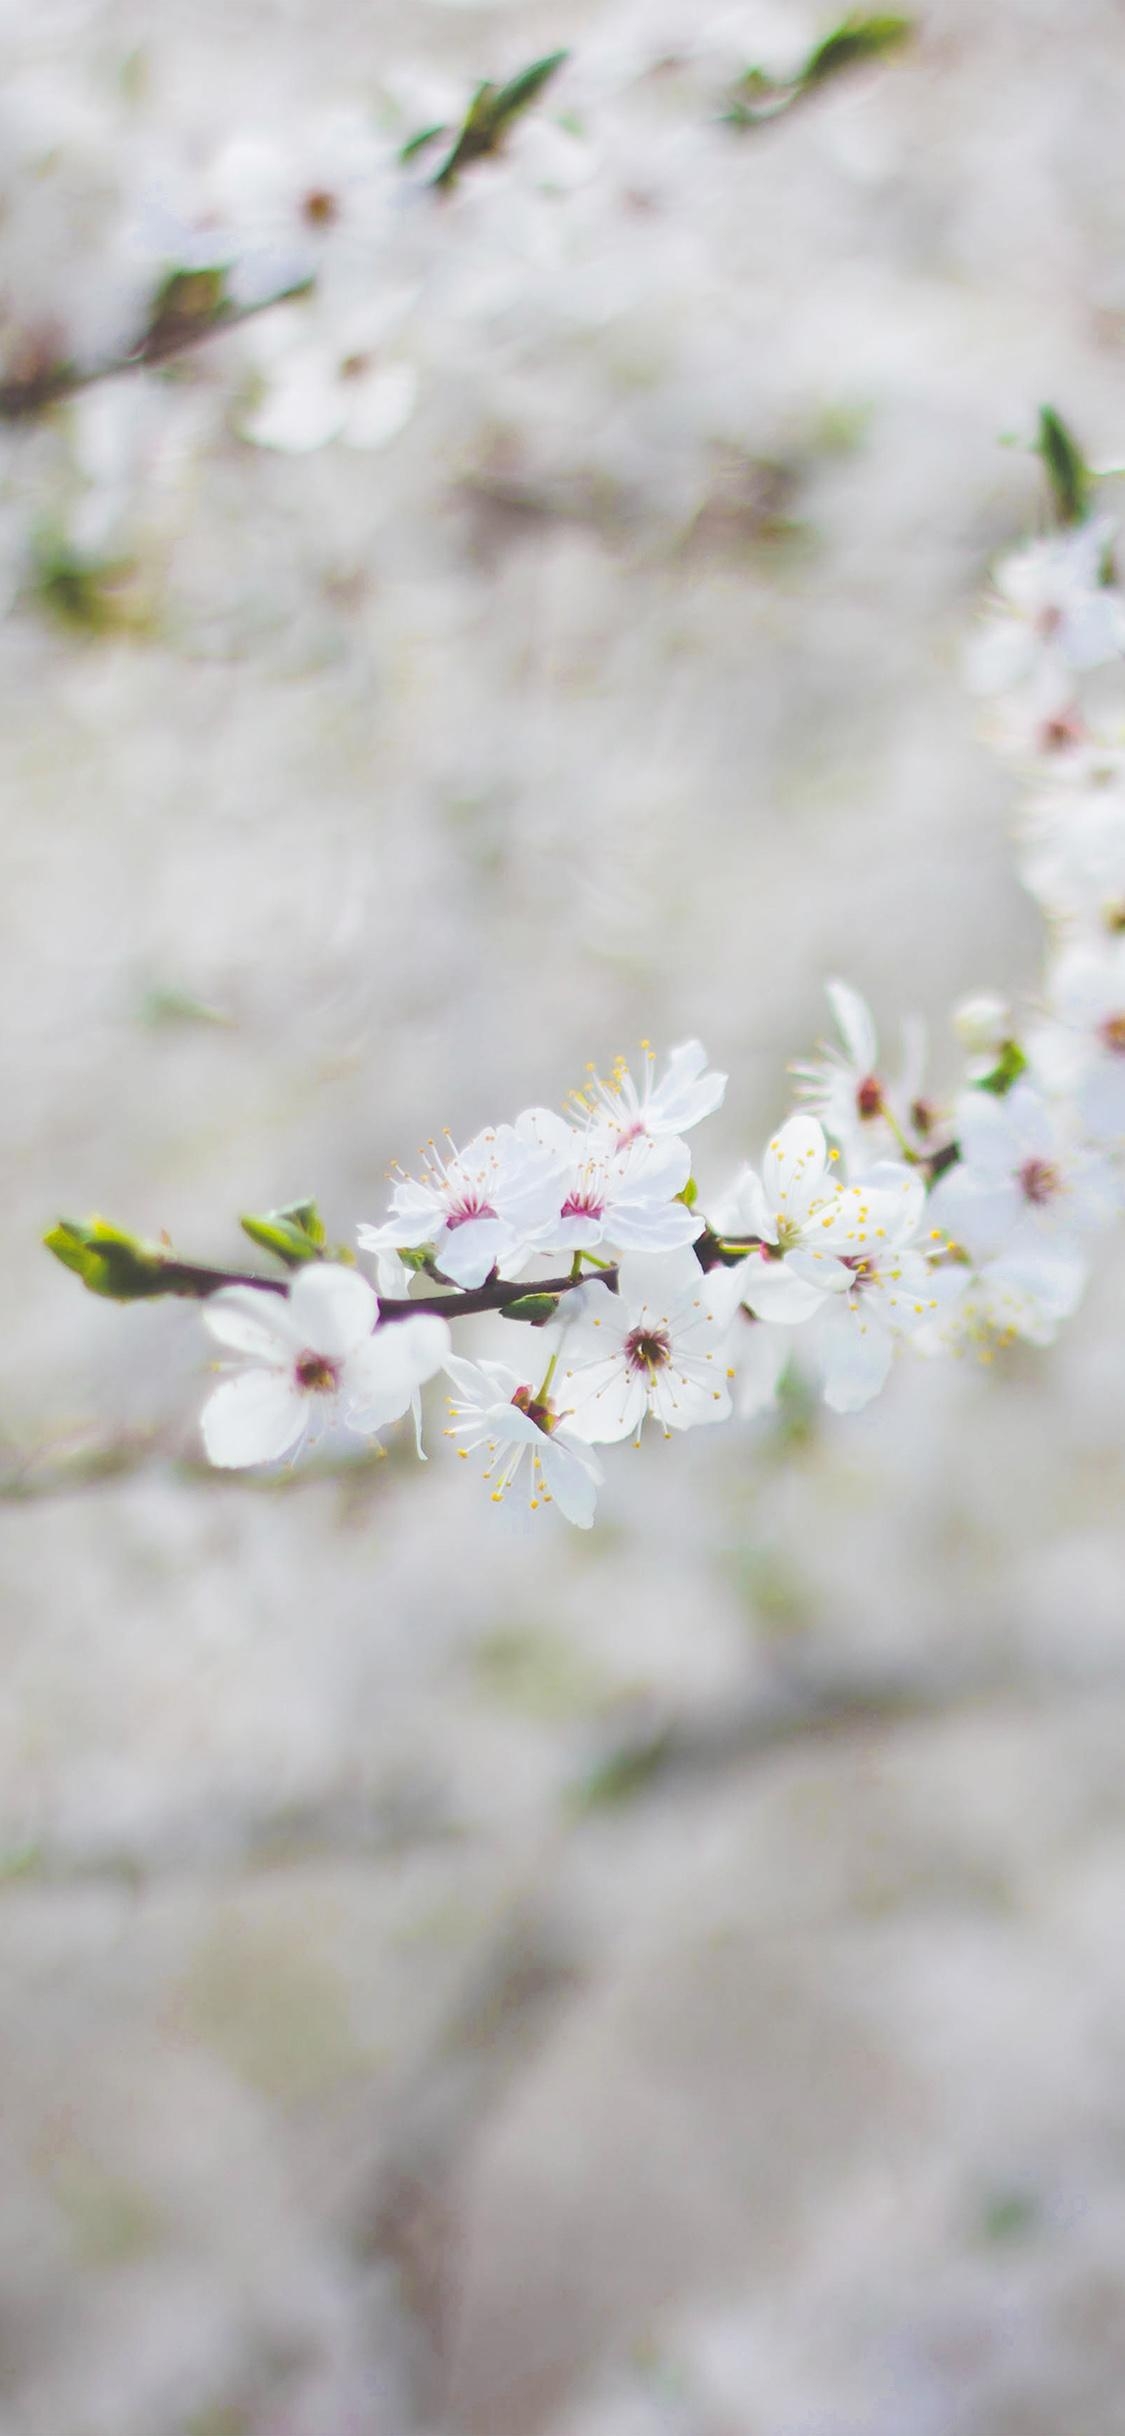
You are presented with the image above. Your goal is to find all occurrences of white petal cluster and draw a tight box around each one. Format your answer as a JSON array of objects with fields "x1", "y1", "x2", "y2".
[
  {"x1": 558, "y1": 1249, "x2": 735, "y2": 1445},
  {"x1": 357, "y1": 1041, "x2": 723, "y2": 1297},
  {"x1": 968, "y1": 518, "x2": 1125, "y2": 700},
  {"x1": 191, "y1": 853, "x2": 1125, "y2": 1515}
]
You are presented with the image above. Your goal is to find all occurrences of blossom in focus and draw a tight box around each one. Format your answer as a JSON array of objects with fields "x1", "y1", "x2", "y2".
[
  {"x1": 200, "y1": 1263, "x2": 449, "y2": 1467},
  {"x1": 358, "y1": 1122, "x2": 567, "y2": 1290},
  {"x1": 785, "y1": 1164, "x2": 937, "y2": 1412},
  {"x1": 928, "y1": 1080, "x2": 1116, "y2": 1261},
  {"x1": 443, "y1": 1353, "x2": 603, "y2": 1527},
  {"x1": 519, "y1": 1108, "x2": 700, "y2": 1257},
  {"x1": 707, "y1": 1112, "x2": 887, "y2": 1324},
  {"x1": 568, "y1": 1038, "x2": 727, "y2": 1146},
  {"x1": 968, "y1": 518, "x2": 1125, "y2": 697},
  {"x1": 558, "y1": 1248, "x2": 734, "y2": 1443}
]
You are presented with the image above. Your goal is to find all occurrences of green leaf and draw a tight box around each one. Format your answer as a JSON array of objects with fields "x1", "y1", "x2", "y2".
[
  {"x1": 397, "y1": 1244, "x2": 436, "y2": 1273},
  {"x1": 399, "y1": 121, "x2": 449, "y2": 165},
  {"x1": 802, "y1": 13, "x2": 912, "y2": 87},
  {"x1": 977, "y1": 1041, "x2": 1029, "y2": 1097},
  {"x1": 239, "y1": 1201, "x2": 326, "y2": 1268},
  {"x1": 498, "y1": 1292, "x2": 560, "y2": 1324},
  {"x1": 431, "y1": 50, "x2": 569, "y2": 189},
  {"x1": 44, "y1": 1218, "x2": 175, "y2": 1301},
  {"x1": 727, "y1": 13, "x2": 910, "y2": 124},
  {"x1": 1037, "y1": 404, "x2": 1094, "y2": 529}
]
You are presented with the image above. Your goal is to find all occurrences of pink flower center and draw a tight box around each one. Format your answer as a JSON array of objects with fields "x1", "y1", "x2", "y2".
[
  {"x1": 1019, "y1": 1157, "x2": 1061, "y2": 1205},
  {"x1": 856, "y1": 1075, "x2": 884, "y2": 1119},
  {"x1": 511, "y1": 1384, "x2": 555, "y2": 1433},
  {"x1": 623, "y1": 1324, "x2": 672, "y2": 1373},
  {"x1": 843, "y1": 1256, "x2": 877, "y2": 1291},
  {"x1": 561, "y1": 1189, "x2": 606, "y2": 1221},
  {"x1": 446, "y1": 1196, "x2": 497, "y2": 1229},
  {"x1": 294, "y1": 1351, "x2": 339, "y2": 1393}
]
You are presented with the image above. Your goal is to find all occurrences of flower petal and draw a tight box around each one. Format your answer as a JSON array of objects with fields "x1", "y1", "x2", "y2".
[
  {"x1": 203, "y1": 1288, "x2": 295, "y2": 1361},
  {"x1": 740, "y1": 1257, "x2": 828, "y2": 1324},
  {"x1": 826, "y1": 980, "x2": 877, "y2": 1074},
  {"x1": 541, "y1": 1435, "x2": 602, "y2": 1528},
  {"x1": 818, "y1": 1307, "x2": 894, "y2": 1413},
  {"x1": 558, "y1": 1356, "x2": 648, "y2": 1445},
  {"x1": 287, "y1": 1262, "x2": 379, "y2": 1357},
  {"x1": 345, "y1": 1314, "x2": 450, "y2": 1430},
  {"x1": 201, "y1": 1369, "x2": 307, "y2": 1468}
]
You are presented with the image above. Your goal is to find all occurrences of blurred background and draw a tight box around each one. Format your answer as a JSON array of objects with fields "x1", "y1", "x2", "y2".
[{"x1": 5, "y1": 1, "x2": 1125, "y2": 2429}]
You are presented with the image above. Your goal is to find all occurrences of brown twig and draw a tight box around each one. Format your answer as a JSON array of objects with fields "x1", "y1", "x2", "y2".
[{"x1": 0, "y1": 280, "x2": 311, "y2": 422}]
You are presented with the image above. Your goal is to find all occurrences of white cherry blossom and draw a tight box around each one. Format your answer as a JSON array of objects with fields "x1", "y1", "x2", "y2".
[
  {"x1": 201, "y1": 1263, "x2": 449, "y2": 1468},
  {"x1": 358, "y1": 1121, "x2": 567, "y2": 1291},
  {"x1": 238, "y1": 293, "x2": 419, "y2": 455},
  {"x1": 443, "y1": 1354, "x2": 603, "y2": 1527},
  {"x1": 568, "y1": 1038, "x2": 727, "y2": 1147},
  {"x1": 791, "y1": 980, "x2": 930, "y2": 1161},
  {"x1": 519, "y1": 1108, "x2": 700, "y2": 1257},
  {"x1": 784, "y1": 1164, "x2": 937, "y2": 1412},
  {"x1": 558, "y1": 1248, "x2": 734, "y2": 1444},
  {"x1": 156, "y1": 113, "x2": 397, "y2": 307},
  {"x1": 924, "y1": 1237, "x2": 1090, "y2": 1355},
  {"x1": 1040, "y1": 940, "x2": 1125, "y2": 1139},
  {"x1": 968, "y1": 518, "x2": 1125, "y2": 697},
  {"x1": 707, "y1": 1113, "x2": 886, "y2": 1325},
  {"x1": 928, "y1": 1080, "x2": 1116, "y2": 1261}
]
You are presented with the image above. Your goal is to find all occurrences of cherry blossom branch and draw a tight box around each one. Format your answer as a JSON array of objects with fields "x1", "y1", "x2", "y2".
[
  {"x1": 381, "y1": 1266, "x2": 618, "y2": 1322},
  {"x1": 0, "y1": 274, "x2": 314, "y2": 422},
  {"x1": 42, "y1": 1214, "x2": 621, "y2": 1319},
  {"x1": 0, "y1": 50, "x2": 570, "y2": 424}
]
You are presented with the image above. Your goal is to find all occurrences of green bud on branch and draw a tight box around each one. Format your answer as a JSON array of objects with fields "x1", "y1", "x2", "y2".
[
  {"x1": 497, "y1": 1293, "x2": 560, "y2": 1325},
  {"x1": 44, "y1": 1217, "x2": 286, "y2": 1301},
  {"x1": 802, "y1": 12, "x2": 912, "y2": 88},
  {"x1": 726, "y1": 12, "x2": 911, "y2": 128},
  {"x1": 239, "y1": 1201, "x2": 327, "y2": 1268},
  {"x1": 976, "y1": 1040, "x2": 1030, "y2": 1097}
]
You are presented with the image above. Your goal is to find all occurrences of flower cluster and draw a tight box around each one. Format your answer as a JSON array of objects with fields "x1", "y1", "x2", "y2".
[
  {"x1": 44, "y1": 413, "x2": 1125, "y2": 1522},
  {"x1": 0, "y1": 11, "x2": 910, "y2": 624}
]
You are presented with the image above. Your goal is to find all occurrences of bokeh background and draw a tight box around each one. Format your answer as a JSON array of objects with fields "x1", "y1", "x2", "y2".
[{"x1": 6, "y1": 2, "x2": 1125, "y2": 2430}]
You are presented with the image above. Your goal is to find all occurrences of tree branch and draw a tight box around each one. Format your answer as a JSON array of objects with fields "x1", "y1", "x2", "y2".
[{"x1": 0, "y1": 279, "x2": 311, "y2": 422}]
